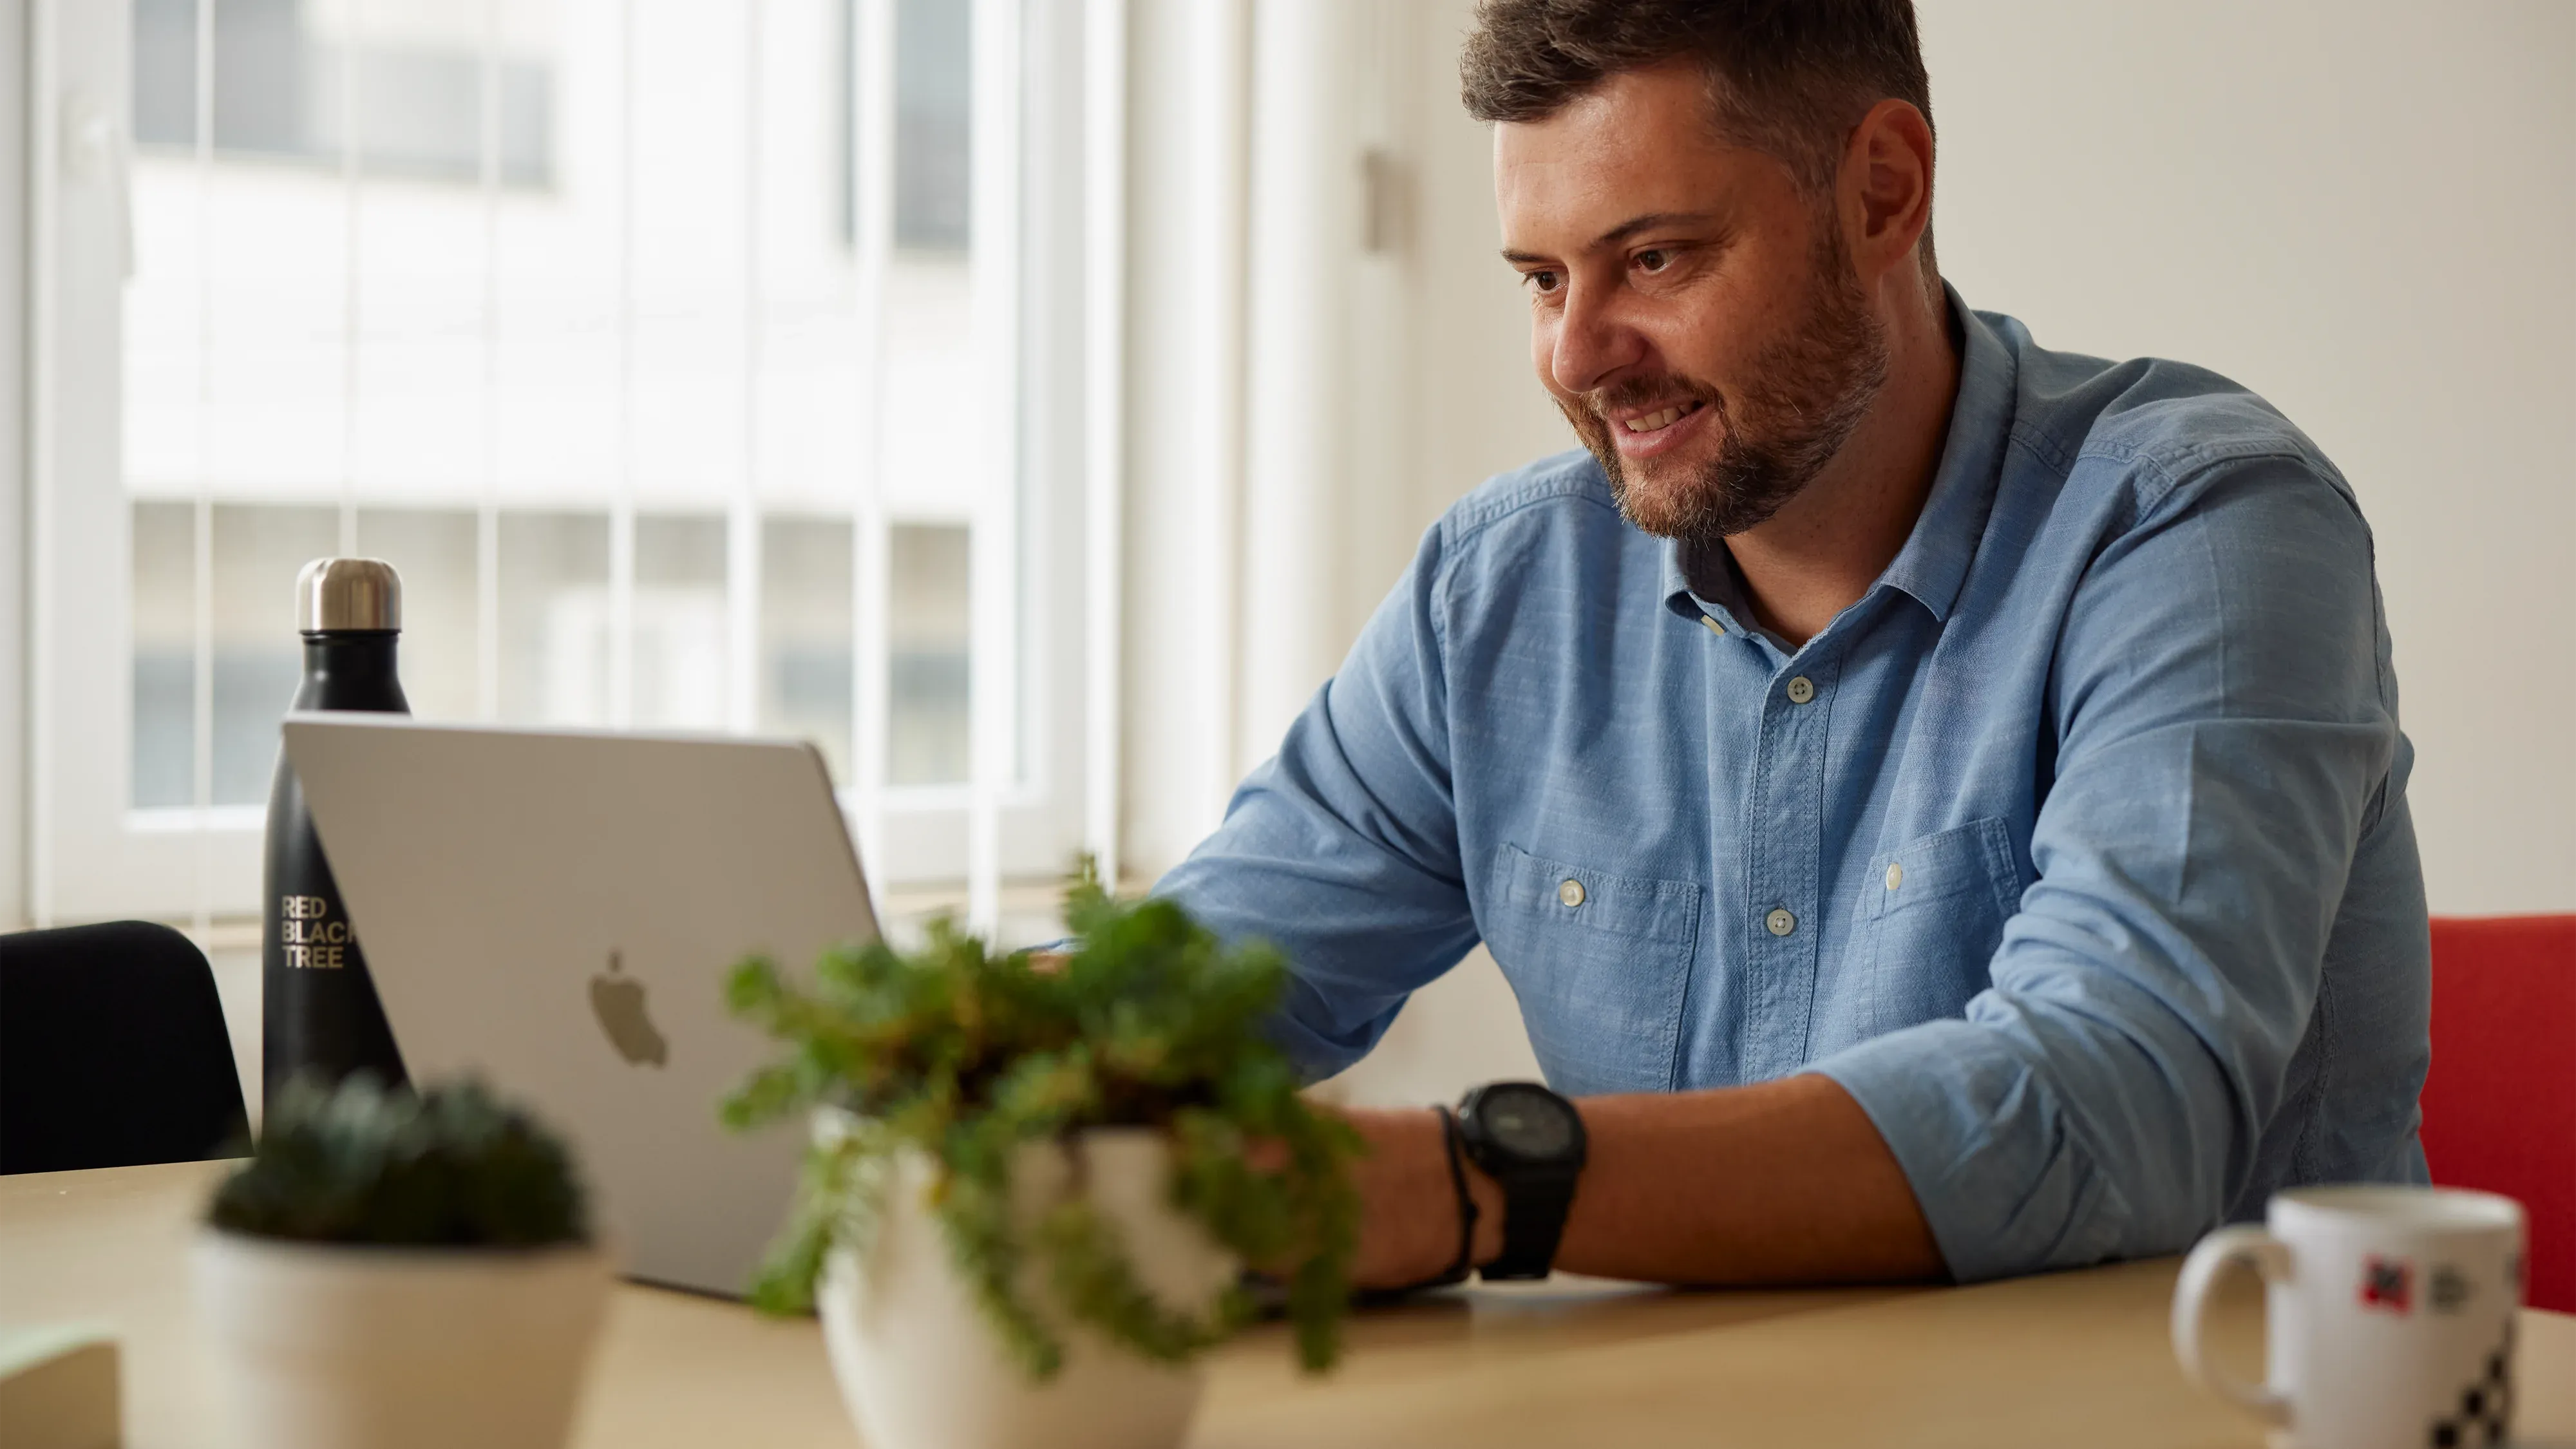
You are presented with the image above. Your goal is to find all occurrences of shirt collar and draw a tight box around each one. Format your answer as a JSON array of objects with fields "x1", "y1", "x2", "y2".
[
  {"x1": 1875, "y1": 285, "x2": 2017, "y2": 623},
  {"x1": 1659, "y1": 283, "x2": 2019, "y2": 629},
  {"x1": 1659, "y1": 536, "x2": 1788, "y2": 646},
  {"x1": 1659, "y1": 539, "x2": 1702, "y2": 621}
]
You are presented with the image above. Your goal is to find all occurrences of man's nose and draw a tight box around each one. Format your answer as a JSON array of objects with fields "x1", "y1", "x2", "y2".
[{"x1": 1548, "y1": 282, "x2": 1645, "y2": 398}]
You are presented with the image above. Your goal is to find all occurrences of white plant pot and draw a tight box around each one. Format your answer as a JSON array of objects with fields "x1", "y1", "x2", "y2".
[
  {"x1": 817, "y1": 1126, "x2": 1241, "y2": 1449},
  {"x1": 192, "y1": 1229, "x2": 611, "y2": 1449}
]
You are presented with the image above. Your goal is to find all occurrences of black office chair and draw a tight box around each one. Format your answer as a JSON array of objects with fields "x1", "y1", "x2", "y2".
[{"x1": 0, "y1": 920, "x2": 251, "y2": 1174}]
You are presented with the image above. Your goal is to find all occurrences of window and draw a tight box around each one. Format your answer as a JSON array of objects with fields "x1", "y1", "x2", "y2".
[
  {"x1": 32, "y1": 0, "x2": 1114, "y2": 938},
  {"x1": 132, "y1": 0, "x2": 556, "y2": 186}
]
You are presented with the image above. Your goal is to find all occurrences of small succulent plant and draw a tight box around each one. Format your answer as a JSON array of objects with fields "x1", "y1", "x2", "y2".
[{"x1": 208, "y1": 1075, "x2": 589, "y2": 1248}]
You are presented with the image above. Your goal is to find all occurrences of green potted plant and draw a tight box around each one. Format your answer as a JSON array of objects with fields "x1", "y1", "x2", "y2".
[
  {"x1": 722, "y1": 873, "x2": 1360, "y2": 1449},
  {"x1": 192, "y1": 1076, "x2": 609, "y2": 1449}
]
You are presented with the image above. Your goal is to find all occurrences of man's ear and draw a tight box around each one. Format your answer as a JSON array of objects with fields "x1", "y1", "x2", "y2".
[{"x1": 1842, "y1": 98, "x2": 1935, "y2": 283}]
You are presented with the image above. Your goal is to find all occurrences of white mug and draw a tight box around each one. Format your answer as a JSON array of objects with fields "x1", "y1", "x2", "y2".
[{"x1": 2173, "y1": 1186, "x2": 2526, "y2": 1449}]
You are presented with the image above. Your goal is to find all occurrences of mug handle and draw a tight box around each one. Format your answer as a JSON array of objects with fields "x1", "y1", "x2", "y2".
[{"x1": 2171, "y1": 1224, "x2": 2293, "y2": 1426}]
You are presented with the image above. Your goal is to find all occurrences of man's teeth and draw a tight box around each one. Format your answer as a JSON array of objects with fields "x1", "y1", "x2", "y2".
[{"x1": 1623, "y1": 404, "x2": 1692, "y2": 433}]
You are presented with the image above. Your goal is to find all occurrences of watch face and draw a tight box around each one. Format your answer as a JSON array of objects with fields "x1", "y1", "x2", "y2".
[{"x1": 1480, "y1": 1083, "x2": 1578, "y2": 1159}]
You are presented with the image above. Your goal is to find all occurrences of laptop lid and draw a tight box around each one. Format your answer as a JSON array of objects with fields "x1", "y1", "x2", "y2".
[{"x1": 281, "y1": 715, "x2": 879, "y2": 1296}]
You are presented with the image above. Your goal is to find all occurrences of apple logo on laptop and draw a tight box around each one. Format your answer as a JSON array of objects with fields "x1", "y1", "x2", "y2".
[{"x1": 589, "y1": 950, "x2": 668, "y2": 1067}]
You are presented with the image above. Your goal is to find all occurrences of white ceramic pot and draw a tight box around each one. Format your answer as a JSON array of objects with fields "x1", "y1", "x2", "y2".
[
  {"x1": 817, "y1": 1127, "x2": 1241, "y2": 1449},
  {"x1": 192, "y1": 1229, "x2": 611, "y2": 1449}
]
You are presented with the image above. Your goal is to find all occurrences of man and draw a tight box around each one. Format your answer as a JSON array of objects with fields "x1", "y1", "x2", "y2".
[{"x1": 1159, "y1": 0, "x2": 2428, "y2": 1291}]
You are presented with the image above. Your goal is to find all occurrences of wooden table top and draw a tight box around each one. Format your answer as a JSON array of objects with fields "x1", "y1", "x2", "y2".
[{"x1": 5, "y1": 1160, "x2": 2570, "y2": 1448}]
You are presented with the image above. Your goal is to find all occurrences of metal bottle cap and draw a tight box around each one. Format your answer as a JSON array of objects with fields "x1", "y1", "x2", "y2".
[{"x1": 296, "y1": 558, "x2": 402, "y2": 633}]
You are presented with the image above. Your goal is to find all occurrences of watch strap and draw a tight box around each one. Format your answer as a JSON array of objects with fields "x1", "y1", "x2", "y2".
[
  {"x1": 1434, "y1": 1106, "x2": 1479, "y2": 1286},
  {"x1": 1482, "y1": 1175, "x2": 1577, "y2": 1281}
]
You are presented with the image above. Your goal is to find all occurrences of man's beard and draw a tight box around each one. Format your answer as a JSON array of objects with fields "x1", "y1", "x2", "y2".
[{"x1": 1560, "y1": 223, "x2": 1891, "y2": 542}]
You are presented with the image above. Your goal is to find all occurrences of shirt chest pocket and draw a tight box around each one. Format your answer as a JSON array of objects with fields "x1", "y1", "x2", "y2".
[
  {"x1": 1855, "y1": 816, "x2": 2023, "y2": 1036},
  {"x1": 1480, "y1": 843, "x2": 1703, "y2": 1096}
]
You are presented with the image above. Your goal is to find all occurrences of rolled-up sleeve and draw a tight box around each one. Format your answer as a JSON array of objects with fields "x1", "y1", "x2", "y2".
[
  {"x1": 1155, "y1": 521, "x2": 1481, "y2": 1078},
  {"x1": 1813, "y1": 453, "x2": 2403, "y2": 1280}
]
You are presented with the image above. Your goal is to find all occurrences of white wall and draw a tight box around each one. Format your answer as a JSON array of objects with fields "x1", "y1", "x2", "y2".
[
  {"x1": 1379, "y1": 1, "x2": 1573, "y2": 534},
  {"x1": 1305, "y1": 0, "x2": 1561, "y2": 1104},
  {"x1": 2, "y1": 0, "x2": 28, "y2": 931},
  {"x1": 1114, "y1": 0, "x2": 1558, "y2": 1103},
  {"x1": 1120, "y1": 0, "x2": 1252, "y2": 881}
]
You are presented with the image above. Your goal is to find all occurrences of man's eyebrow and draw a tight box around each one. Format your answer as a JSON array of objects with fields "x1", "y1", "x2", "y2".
[
  {"x1": 1499, "y1": 211, "x2": 1722, "y2": 266},
  {"x1": 1595, "y1": 210, "x2": 1719, "y2": 248}
]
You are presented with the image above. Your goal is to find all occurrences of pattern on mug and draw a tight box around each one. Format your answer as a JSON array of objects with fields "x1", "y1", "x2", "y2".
[
  {"x1": 2430, "y1": 1264, "x2": 2472, "y2": 1314},
  {"x1": 2361, "y1": 1255, "x2": 2414, "y2": 1315},
  {"x1": 2425, "y1": 1318, "x2": 2515, "y2": 1449}
]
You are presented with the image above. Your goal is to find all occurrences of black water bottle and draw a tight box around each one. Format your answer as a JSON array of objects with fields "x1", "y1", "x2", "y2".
[{"x1": 262, "y1": 558, "x2": 411, "y2": 1106}]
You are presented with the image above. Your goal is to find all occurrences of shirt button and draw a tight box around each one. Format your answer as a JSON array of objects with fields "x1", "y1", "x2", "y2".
[
  {"x1": 1701, "y1": 615, "x2": 1725, "y2": 637},
  {"x1": 1558, "y1": 878, "x2": 1587, "y2": 908},
  {"x1": 1765, "y1": 907, "x2": 1797, "y2": 937},
  {"x1": 1785, "y1": 676, "x2": 1815, "y2": 705},
  {"x1": 1885, "y1": 862, "x2": 1904, "y2": 891}
]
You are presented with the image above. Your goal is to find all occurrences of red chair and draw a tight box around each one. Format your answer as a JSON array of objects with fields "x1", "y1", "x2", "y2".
[{"x1": 2420, "y1": 914, "x2": 2576, "y2": 1313}]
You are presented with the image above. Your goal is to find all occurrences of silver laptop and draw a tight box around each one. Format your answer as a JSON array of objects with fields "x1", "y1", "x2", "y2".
[{"x1": 281, "y1": 715, "x2": 880, "y2": 1297}]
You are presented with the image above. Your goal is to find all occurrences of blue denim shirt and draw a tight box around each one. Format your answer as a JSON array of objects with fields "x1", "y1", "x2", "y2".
[{"x1": 1156, "y1": 295, "x2": 2430, "y2": 1281}]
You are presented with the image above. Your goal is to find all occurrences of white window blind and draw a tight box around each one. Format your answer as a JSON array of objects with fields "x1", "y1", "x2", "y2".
[{"x1": 30, "y1": 0, "x2": 1118, "y2": 942}]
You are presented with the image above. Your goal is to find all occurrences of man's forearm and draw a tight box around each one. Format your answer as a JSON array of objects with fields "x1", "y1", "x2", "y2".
[{"x1": 1345, "y1": 1074, "x2": 1945, "y2": 1288}]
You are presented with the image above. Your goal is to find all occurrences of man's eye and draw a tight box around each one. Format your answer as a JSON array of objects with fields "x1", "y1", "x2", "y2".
[
  {"x1": 1635, "y1": 249, "x2": 1669, "y2": 272},
  {"x1": 1524, "y1": 270, "x2": 1560, "y2": 294}
]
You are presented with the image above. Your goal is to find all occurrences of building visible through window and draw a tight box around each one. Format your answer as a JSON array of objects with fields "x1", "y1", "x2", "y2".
[
  {"x1": 105, "y1": 0, "x2": 1030, "y2": 913},
  {"x1": 893, "y1": 0, "x2": 970, "y2": 251},
  {"x1": 131, "y1": 0, "x2": 555, "y2": 186}
]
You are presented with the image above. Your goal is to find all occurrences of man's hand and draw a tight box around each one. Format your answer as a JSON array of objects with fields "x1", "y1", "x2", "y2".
[{"x1": 1340, "y1": 1075, "x2": 1944, "y2": 1289}]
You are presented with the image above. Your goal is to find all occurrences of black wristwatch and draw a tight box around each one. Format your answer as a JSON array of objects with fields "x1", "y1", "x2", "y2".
[{"x1": 1454, "y1": 1081, "x2": 1587, "y2": 1280}]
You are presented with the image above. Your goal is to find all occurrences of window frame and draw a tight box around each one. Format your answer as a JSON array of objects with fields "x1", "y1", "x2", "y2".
[{"x1": 26, "y1": 0, "x2": 1115, "y2": 934}]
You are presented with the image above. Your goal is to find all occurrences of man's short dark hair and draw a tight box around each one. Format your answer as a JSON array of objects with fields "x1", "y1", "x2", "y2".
[{"x1": 1461, "y1": 0, "x2": 1935, "y2": 213}]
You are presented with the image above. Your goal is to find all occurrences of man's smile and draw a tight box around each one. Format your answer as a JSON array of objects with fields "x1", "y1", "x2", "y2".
[{"x1": 1605, "y1": 396, "x2": 1712, "y2": 459}]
